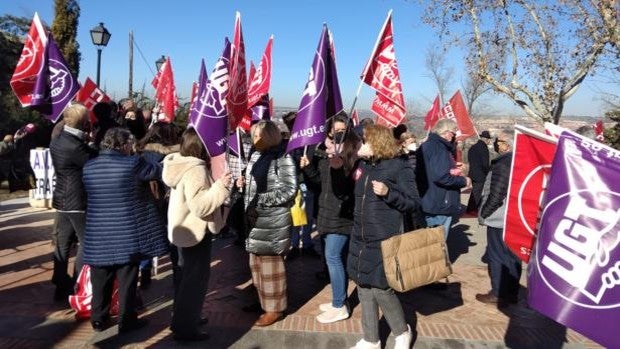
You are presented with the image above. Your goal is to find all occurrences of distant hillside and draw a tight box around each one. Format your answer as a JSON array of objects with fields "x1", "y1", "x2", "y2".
[{"x1": 271, "y1": 107, "x2": 604, "y2": 139}]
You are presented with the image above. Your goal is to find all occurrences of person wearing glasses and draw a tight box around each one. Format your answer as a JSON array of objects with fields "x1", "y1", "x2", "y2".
[{"x1": 416, "y1": 119, "x2": 472, "y2": 240}]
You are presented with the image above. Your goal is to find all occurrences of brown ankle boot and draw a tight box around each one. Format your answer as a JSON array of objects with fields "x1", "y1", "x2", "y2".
[{"x1": 254, "y1": 312, "x2": 283, "y2": 327}]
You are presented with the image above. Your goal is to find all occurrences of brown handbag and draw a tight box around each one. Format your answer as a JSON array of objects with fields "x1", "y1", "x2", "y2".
[{"x1": 381, "y1": 226, "x2": 452, "y2": 292}]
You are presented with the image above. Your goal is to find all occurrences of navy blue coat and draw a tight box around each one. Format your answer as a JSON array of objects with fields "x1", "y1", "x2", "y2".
[
  {"x1": 416, "y1": 132, "x2": 467, "y2": 216},
  {"x1": 347, "y1": 156, "x2": 420, "y2": 289},
  {"x1": 82, "y1": 150, "x2": 168, "y2": 266}
]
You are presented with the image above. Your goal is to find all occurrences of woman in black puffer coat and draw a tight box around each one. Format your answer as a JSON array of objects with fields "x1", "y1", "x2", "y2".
[
  {"x1": 347, "y1": 124, "x2": 420, "y2": 349},
  {"x1": 300, "y1": 114, "x2": 359, "y2": 324}
]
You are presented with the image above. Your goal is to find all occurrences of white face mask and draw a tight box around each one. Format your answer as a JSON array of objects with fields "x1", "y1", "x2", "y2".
[
  {"x1": 406, "y1": 143, "x2": 417, "y2": 152},
  {"x1": 357, "y1": 143, "x2": 373, "y2": 159}
]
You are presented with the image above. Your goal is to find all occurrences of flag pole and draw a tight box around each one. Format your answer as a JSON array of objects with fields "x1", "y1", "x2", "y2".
[{"x1": 236, "y1": 127, "x2": 243, "y2": 161}]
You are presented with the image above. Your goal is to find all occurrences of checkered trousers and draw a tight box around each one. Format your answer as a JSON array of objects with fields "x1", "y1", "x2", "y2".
[{"x1": 249, "y1": 253, "x2": 287, "y2": 312}]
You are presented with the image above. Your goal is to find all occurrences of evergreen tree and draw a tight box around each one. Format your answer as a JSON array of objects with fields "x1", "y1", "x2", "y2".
[
  {"x1": 51, "y1": 0, "x2": 80, "y2": 77},
  {"x1": 604, "y1": 109, "x2": 620, "y2": 150}
]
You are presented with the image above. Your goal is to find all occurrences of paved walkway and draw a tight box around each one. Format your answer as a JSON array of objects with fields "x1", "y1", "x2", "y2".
[{"x1": 0, "y1": 196, "x2": 602, "y2": 348}]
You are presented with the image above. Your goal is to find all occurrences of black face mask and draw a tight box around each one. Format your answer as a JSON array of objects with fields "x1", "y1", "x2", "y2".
[
  {"x1": 493, "y1": 138, "x2": 500, "y2": 153},
  {"x1": 332, "y1": 130, "x2": 345, "y2": 144}
]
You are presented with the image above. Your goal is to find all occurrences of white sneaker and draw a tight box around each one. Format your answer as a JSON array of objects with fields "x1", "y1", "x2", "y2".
[
  {"x1": 350, "y1": 338, "x2": 381, "y2": 349},
  {"x1": 319, "y1": 302, "x2": 336, "y2": 312},
  {"x1": 316, "y1": 305, "x2": 349, "y2": 323},
  {"x1": 394, "y1": 324, "x2": 412, "y2": 349}
]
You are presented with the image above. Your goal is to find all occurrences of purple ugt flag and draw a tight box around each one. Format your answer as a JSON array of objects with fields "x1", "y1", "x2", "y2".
[
  {"x1": 528, "y1": 130, "x2": 620, "y2": 348},
  {"x1": 251, "y1": 94, "x2": 271, "y2": 121},
  {"x1": 286, "y1": 24, "x2": 343, "y2": 153},
  {"x1": 189, "y1": 59, "x2": 208, "y2": 125},
  {"x1": 190, "y1": 39, "x2": 231, "y2": 157},
  {"x1": 31, "y1": 36, "x2": 79, "y2": 123}
]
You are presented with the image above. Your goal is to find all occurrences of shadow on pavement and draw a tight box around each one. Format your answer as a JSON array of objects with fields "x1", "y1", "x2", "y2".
[
  {"x1": 447, "y1": 223, "x2": 476, "y2": 263},
  {"x1": 401, "y1": 282, "x2": 464, "y2": 316},
  {"x1": 0, "y1": 279, "x2": 82, "y2": 346},
  {"x1": 500, "y1": 286, "x2": 568, "y2": 349}
]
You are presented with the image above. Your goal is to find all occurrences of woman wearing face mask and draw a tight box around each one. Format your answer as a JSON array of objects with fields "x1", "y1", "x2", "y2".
[
  {"x1": 299, "y1": 113, "x2": 361, "y2": 324},
  {"x1": 399, "y1": 131, "x2": 417, "y2": 171},
  {"x1": 348, "y1": 124, "x2": 420, "y2": 349},
  {"x1": 235, "y1": 120, "x2": 298, "y2": 327}
]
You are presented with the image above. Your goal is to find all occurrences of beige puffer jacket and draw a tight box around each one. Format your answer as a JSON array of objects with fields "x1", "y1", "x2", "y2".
[{"x1": 162, "y1": 153, "x2": 229, "y2": 247}]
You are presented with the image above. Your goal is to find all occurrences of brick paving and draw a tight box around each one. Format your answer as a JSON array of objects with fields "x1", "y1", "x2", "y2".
[{"x1": 0, "y1": 196, "x2": 603, "y2": 348}]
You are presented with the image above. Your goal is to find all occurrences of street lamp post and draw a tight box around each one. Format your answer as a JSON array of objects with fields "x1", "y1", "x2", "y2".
[
  {"x1": 155, "y1": 55, "x2": 166, "y2": 72},
  {"x1": 90, "y1": 22, "x2": 111, "y2": 86}
]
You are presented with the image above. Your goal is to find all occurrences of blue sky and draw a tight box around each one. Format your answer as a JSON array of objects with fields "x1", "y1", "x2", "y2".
[{"x1": 2, "y1": 0, "x2": 616, "y2": 117}]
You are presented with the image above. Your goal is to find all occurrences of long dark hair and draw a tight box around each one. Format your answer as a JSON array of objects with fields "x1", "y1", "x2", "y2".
[
  {"x1": 136, "y1": 122, "x2": 180, "y2": 151},
  {"x1": 180, "y1": 128, "x2": 209, "y2": 165}
]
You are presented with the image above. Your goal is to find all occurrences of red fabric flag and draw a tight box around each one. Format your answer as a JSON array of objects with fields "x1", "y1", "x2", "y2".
[
  {"x1": 227, "y1": 11, "x2": 248, "y2": 130},
  {"x1": 10, "y1": 12, "x2": 48, "y2": 107},
  {"x1": 372, "y1": 93, "x2": 406, "y2": 127},
  {"x1": 360, "y1": 11, "x2": 406, "y2": 127},
  {"x1": 153, "y1": 57, "x2": 178, "y2": 123},
  {"x1": 247, "y1": 36, "x2": 273, "y2": 108},
  {"x1": 75, "y1": 77, "x2": 111, "y2": 124},
  {"x1": 504, "y1": 125, "x2": 557, "y2": 263},
  {"x1": 595, "y1": 120, "x2": 604, "y2": 141},
  {"x1": 351, "y1": 108, "x2": 360, "y2": 126},
  {"x1": 440, "y1": 90, "x2": 475, "y2": 140},
  {"x1": 151, "y1": 69, "x2": 161, "y2": 89},
  {"x1": 424, "y1": 95, "x2": 440, "y2": 131},
  {"x1": 189, "y1": 81, "x2": 198, "y2": 111}
]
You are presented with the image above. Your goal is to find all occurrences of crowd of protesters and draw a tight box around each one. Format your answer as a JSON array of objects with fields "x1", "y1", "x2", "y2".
[{"x1": 36, "y1": 96, "x2": 574, "y2": 349}]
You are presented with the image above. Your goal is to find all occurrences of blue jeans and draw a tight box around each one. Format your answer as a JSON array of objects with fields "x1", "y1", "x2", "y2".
[
  {"x1": 291, "y1": 185, "x2": 315, "y2": 249},
  {"x1": 323, "y1": 233, "x2": 349, "y2": 308},
  {"x1": 425, "y1": 214, "x2": 452, "y2": 239}
]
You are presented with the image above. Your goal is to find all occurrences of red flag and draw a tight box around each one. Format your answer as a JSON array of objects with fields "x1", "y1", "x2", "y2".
[
  {"x1": 10, "y1": 12, "x2": 48, "y2": 107},
  {"x1": 504, "y1": 125, "x2": 557, "y2": 263},
  {"x1": 247, "y1": 36, "x2": 273, "y2": 108},
  {"x1": 153, "y1": 57, "x2": 178, "y2": 123},
  {"x1": 227, "y1": 11, "x2": 248, "y2": 130},
  {"x1": 351, "y1": 109, "x2": 360, "y2": 126},
  {"x1": 372, "y1": 93, "x2": 405, "y2": 127},
  {"x1": 360, "y1": 10, "x2": 406, "y2": 126},
  {"x1": 75, "y1": 77, "x2": 111, "y2": 124},
  {"x1": 595, "y1": 120, "x2": 604, "y2": 141},
  {"x1": 151, "y1": 69, "x2": 161, "y2": 89},
  {"x1": 440, "y1": 90, "x2": 475, "y2": 140},
  {"x1": 237, "y1": 61, "x2": 257, "y2": 132},
  {"x1": 189, "y1": 81, "x2": 198, "y2": 111},
  {"x1": 424, "y1": 95, "x2": 440, "y2": 131}
]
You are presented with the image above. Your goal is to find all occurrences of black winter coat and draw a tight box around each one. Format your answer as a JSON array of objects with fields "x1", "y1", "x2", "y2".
[
  {"x1": 479, "y1": 152, "x2": 512, "y2": 222},
  {"x1": 302, "y1": 145, "x2": 355, "y2": 235},
  {"x1": 50, "y1": 130, "x2": 98, "y2": 211},
  {"x1": 416, "y1": 133, "x2": 466, "y2": 216},
  {"x1": 347, "y1": 156, "x2": 420, "y2": 289},
  {"x1": 467, "y1": 140, "x2": 490, "y2": 182}
]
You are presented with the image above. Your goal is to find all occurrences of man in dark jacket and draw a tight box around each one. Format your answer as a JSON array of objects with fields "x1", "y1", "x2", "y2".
[
  {"x1": 476, "y1": 129, "x2": 520, "y2": 306},
  {"x1": 49, "y1": 103, "x2": 98, "y2": 301},
  {"x1": 416, "y1": 119, "x2": 471, "y2": 239},
  {"x1": 465, "y1": 131, "x2": 492, "y2": 215}
]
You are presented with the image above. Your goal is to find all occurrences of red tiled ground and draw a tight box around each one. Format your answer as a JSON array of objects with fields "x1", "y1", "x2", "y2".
[{"x1": 0, "y1": 200, "x2": 603, "y2": 348}]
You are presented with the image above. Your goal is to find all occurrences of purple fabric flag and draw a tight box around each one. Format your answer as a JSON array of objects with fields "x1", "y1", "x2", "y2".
[
  {"x1": 31, "y1": 36, "x2": 79, "y2": 123},
  {"x1": 227, "y1": 130, "x2": 240, "y2": 157},
  {"x1": 251, "y1": 94, "x2": 270, "y2": 121},
  {"x1": 189, "y1": 59, "x2": 208, "y2": 125},
  {"x1": 286, "y1": 24, "x2": 343, "y2": 153},
  {"x1": 528, "y1": 131, "x2": 620, "y2": 348},
  {"x1": 190, "y1": 39, "x2": 231, "y2": 157}
]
